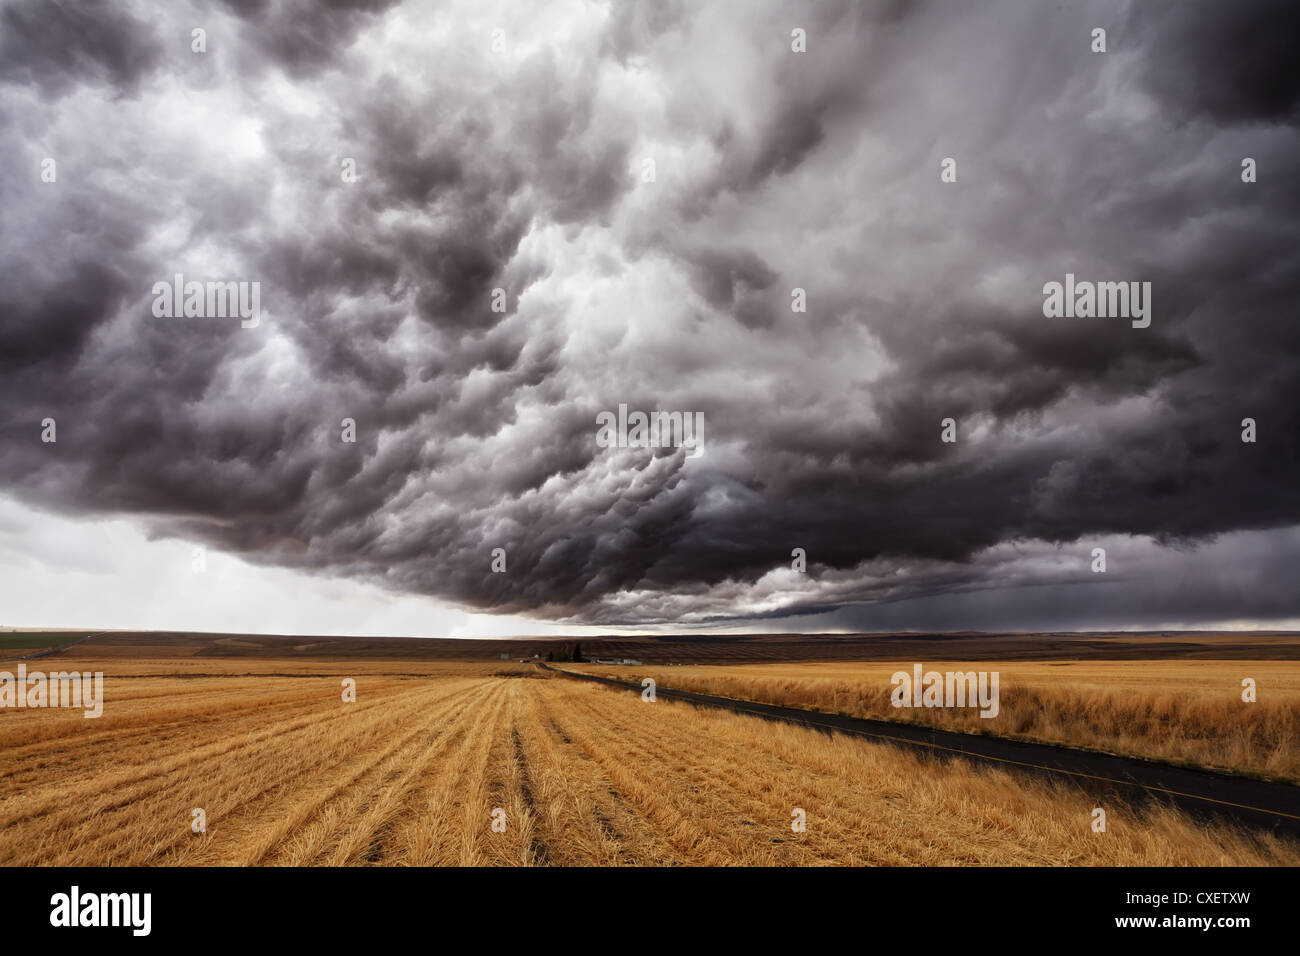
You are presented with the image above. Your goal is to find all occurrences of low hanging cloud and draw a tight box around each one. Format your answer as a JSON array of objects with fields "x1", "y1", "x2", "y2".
[{"x1": 1, "y1": 0, "x2": 1297, "y2": 630}]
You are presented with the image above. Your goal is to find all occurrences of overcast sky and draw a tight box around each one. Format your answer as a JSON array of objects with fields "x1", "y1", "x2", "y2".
[{"x1": 1, "y1": 0, "x2": 1298, "y2": 637}]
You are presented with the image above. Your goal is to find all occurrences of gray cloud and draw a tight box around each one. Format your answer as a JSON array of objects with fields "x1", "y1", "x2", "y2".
[
  {"x1": 1129, "y1": 0, "x2": 1300, "y2": 124},
  {"x1": 0, "y1": 0, "x2": 163, "y2": 97},
  {"x1": 0, "y1": 0, "x2": 1297, "y2": 630}
]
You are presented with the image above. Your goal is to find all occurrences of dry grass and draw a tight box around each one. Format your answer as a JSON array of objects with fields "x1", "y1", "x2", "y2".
[
  {"x1": 573, "y1": 660, "x2": 1300, "y2": 781},
  {"x1": 0, "y1": 660, "x2": 1295, "y2": 865}
]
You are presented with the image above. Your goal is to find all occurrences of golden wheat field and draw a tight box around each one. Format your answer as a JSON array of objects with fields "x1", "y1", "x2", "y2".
[
  {"x1": 0, "y1": 657, "x2": 1296, "y2": 866},
  {"x1": 572, "y1": 660, "x2": 1300, "y2": 782}
]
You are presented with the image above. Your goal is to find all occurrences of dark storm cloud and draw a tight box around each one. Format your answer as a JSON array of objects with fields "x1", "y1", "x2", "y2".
[
  {"x1": 1128, "y1": 0, "x2": 1300, "y2": 124},
  {"x1": 684, "y1": 245, "x2": 779, "y2": 329},
  {"x1": 1, "y1": 0, "x2": 1297, "y2": 629},
  {"x1": 807, "y1": 527, "x2": 1300, "y2": 632},
  {"x1": 0, "y1": 0, "x2": 162, "y2": 97},
  {"x1": 219, "y1": 0, "x2": 403, "y2": 78}
]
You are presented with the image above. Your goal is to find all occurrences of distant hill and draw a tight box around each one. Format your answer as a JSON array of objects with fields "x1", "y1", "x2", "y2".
[{"x1": 5, "y1": 628, "x2": 1298, "y2": 663}]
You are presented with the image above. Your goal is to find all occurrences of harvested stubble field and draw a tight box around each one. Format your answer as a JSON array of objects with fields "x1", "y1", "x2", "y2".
[
  {"x1": 1, "y1": 657, "x2": 1297, "y2": 866},
  {"x1": 571, "y1": 660, "x2": 1300, "y2": 783}
]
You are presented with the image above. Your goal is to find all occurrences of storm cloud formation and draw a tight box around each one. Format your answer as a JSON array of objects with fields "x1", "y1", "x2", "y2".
[{"x1": 1, "y1": 0, "x2": 1298, "y2": 629}]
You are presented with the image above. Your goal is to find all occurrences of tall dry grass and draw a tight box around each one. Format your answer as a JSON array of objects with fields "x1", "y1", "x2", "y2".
[{"x1": 575, "y1": 660, "x2": 1300, "y2": 781}]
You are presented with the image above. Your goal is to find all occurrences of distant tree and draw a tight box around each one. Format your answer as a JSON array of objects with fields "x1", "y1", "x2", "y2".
[
  {"x1": 545, "y1": 650, "x2": 554, "y2": 662},
  {"x1": 572, "y1": 642, "x2": 584, "y2": 663}
]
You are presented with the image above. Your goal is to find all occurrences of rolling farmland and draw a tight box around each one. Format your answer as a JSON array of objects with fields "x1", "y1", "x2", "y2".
[{"x1": 1, "y1": 653, "x2": 1297, "y2": 867}]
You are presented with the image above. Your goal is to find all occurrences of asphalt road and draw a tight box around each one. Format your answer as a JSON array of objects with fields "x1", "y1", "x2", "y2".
[{"x1": 543, "y1": 663, "x2": 1300, "y2": 839}]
